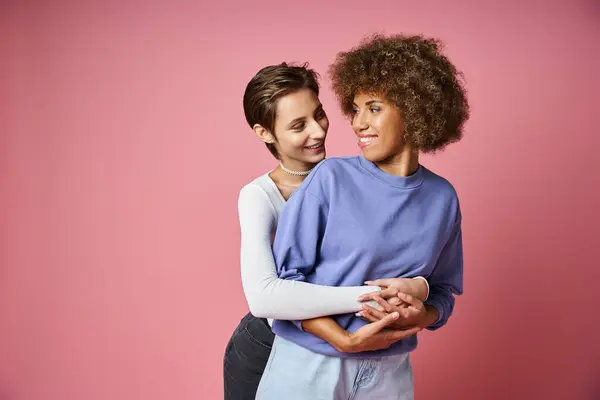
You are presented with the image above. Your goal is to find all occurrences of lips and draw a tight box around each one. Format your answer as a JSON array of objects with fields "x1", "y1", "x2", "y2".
[
  {"x1": 358, "y1": 135, "x2": 378, "y2": 149},
  {"x1": 305, "y1": 142, "x2": 325, "y2": 153}
]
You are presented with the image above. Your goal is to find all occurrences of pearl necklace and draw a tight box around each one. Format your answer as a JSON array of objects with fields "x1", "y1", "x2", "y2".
[{"x1": 280, "y1": 162, "x2": 314, "y2": 176}]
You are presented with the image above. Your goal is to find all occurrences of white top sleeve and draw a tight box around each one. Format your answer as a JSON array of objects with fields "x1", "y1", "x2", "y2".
[{"x1": 238, "y1": 184, "x2": 379, "y2": 320}]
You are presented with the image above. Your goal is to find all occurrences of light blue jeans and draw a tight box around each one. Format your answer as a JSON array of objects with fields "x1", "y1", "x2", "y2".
[{"x1": 255, "y1": 336, "x2": 414, "y2": 400}]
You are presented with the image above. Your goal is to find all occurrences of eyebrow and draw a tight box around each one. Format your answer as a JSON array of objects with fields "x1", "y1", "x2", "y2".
[
  {"x1": 352, "y1": 99, "x2": 384, "y2": 107},
  {"x1": 286, "y1": 104, "x2": 324, "y2": 129}
]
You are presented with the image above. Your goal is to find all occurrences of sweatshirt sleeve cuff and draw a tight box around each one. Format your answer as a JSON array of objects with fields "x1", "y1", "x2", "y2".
[{"x1": 424, "y1": 298, "x2": 444, "y2": 330}]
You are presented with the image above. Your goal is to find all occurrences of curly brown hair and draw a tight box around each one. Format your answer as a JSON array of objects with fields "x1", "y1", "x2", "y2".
[{"x1": 328, "y1": 34, "x2": 469, "y2": 153}]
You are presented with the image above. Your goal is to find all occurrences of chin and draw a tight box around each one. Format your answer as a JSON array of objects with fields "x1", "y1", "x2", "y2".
[
  {"x1": 306, "y1": 150, "x2": 326, "y2": 163},
  {"x1": 361, "y1": 148, "x2": 384, "y2": 163}
]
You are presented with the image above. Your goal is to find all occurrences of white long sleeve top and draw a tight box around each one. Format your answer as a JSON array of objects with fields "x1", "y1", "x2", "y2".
[{"x1": 238, "y1": 173, "x2": 380, "y2": 323}]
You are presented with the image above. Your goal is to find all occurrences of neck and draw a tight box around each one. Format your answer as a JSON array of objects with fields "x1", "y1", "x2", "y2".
[
  {"x1": 276, "y1": 157, "x2": 318, "y2": 186},
  {"x1": 280, "y1": 156, "x2": 316, "y2": 173},
  {"x1": 375, "y1": 145, "x2": 420, "y2": 177}
]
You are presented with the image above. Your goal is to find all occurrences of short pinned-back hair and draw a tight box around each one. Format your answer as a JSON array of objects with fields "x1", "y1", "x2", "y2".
[
  {"x1": 329, "y1": 34, "x2": 470, "y2": 153},
  {"x1": 243, "y1": 62, "x2": 320, "y2": 159}
]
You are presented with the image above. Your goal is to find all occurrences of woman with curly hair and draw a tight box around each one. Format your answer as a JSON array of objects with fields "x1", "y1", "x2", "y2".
[
  {"x1": 256, "y1": 34, "x2": 469, "y2": 399},
  {"x1": 224, "y1": 62, "x2": 430, "y2": 400}
]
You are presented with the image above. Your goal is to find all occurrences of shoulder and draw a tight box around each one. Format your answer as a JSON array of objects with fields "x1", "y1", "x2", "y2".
[
  {"x1": 309, "y1": 156, "x2": 360, "y2": 176},
  {"x1": 421, "y1": 167, "x2": 458, "y2": 197},
  {"x1": 238, "y1": 175, "x2": 277, "y2": 212},
  {"x1": 299, "y1": 157, "x2": 360, "y2": 196},
  {"x1": 421, "y1": 166, "x2": 461, "y2": 219}
]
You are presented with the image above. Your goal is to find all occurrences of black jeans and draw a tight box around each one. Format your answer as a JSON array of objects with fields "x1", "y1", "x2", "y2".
[{"x1": 223, "y1": 312, "x2": 275, "y2": 400}]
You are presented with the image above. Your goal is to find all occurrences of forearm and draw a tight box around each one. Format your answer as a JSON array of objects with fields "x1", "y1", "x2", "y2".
[
  {"x1": 301, "y1": 317, "x2": 350, "y2": 352},
  {"x1": 240, "y1": 190, "x2": 379, "y2": 319},
  {"x1": 241, "y1": 184, "x2": 374, "y2": 320},
  {"x1": 244, "y1": 276, "x2": 380, "y2": 320}
]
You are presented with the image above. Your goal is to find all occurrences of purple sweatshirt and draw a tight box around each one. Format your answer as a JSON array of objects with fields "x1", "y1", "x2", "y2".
[{"x1": 271, "y1": 156, "x2": 463, "y2": 358}]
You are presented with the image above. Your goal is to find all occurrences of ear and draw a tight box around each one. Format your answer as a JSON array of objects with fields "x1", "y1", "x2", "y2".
[{"x1": 253, "y1": 124, "x2": 276, "y2": 145}]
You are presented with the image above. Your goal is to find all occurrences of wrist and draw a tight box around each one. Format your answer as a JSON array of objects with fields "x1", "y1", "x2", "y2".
[
  {"x1": 335, "y1": 331, "x2": 355, "y2": 353},
  {"x1": 420, "y1": 305, "x2": 439, "y2": 329},
  {"x1": 411, "y1": 277, "x2": 429, "y2": 301}
]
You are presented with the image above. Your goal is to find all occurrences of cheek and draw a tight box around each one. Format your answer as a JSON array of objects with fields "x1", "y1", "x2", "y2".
[
  {"x1": 380, "y1": 117, "x2": 403, "y2": 144},
  {"x1": 280, "y1": 134, "x2": 307, "y2": 150},
  {"x1": 351, "y1": 117, "x2": 359, "y2": 133}
]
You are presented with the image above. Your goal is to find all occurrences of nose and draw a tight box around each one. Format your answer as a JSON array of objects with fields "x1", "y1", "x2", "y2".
[
  {"x1": 352, "y1": 110, "x2": 368, "y2": 132},
  {"x1": 309, "y1": 120, "x2": 327, "y2": 140}
]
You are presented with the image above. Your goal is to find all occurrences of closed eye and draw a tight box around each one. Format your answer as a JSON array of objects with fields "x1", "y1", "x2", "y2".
[{"x1": 292, "y1": 122, "x2": 306, "y2": 132}]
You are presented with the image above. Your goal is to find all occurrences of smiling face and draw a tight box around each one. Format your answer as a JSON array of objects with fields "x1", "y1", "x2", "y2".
[
  {"x1": 269, "y1": 88, "x2": 329, "y2": 167},
  {"x1": 351, "y1": 92, "x2": 406, "y2": 163}
]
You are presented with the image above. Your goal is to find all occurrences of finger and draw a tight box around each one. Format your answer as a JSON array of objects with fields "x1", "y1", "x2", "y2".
[
  {"x1": 367, "y1": 300, "x2": 383, "y2": 311},
  {"x1": 364, "y1": 295, "x2": 389, "y2": 312},
  {"x1": 358, "y1": 289, "x2": 382, "y2": 301},
  {"x1": 387, "y1": 296, "x2": 401, "y2": 306},
  {"x1": 365, "y1": 279, "x2": 395, "y2": 287},
  {"x1": 358, "y1": 289, "x2": 394, "y2": 302},
  {"x1": 385, "y1": 326, "x2": 422, "y2": 342},
  {"x1": 362, "y1": 304, "x2": 388, "y2": 320},
  {"x1": 358, "y1": 288, "x2": 398, "y2": 302},
  {"x1": 397, "y1": 292, "x2": 423, "y2": 307},
  {"x1": 372, "y1": 296, "x2": 397, "y2": 314},
  {"x1": 357, "y1": 310, "x2": 379, "y2": 323},
  {"x1": 398, "y1": 307, "x2": 418, "y2": 319},
  {"x1": 376, "y1": 287, "x2": 399, "y2": 300},
  {"x1": 387, "y1": 298, "x2": 410, "y2": 308},
  {"x1": 365, "y1": 311, "x2": 399, "y2": 334}
]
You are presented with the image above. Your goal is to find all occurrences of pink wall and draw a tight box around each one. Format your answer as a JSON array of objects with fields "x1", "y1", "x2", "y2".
[{"x1": 2, "y1": 1, "x2": 599, "y2": 399}]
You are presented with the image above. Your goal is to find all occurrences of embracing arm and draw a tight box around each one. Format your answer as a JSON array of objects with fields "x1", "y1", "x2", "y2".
[
  {"x1": 302, "y1": 278, "x2": 429, "y2": 349},
  {"x1": 301, "y1": 313, "x2": 421, "y2": 353},
  {"x1": 239, "y1": 185, "x2": 380, "y2": 320}
]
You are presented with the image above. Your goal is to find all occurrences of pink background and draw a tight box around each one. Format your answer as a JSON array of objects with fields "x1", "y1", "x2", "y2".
[{"x1": 2, "y1": 1, "x2": 599, "y2": 399}]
